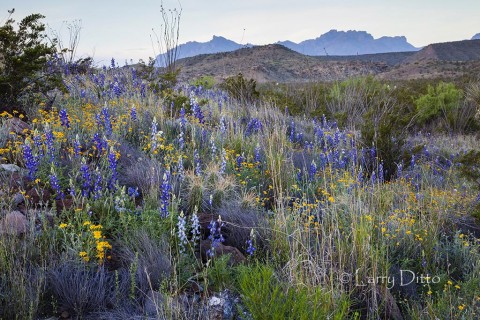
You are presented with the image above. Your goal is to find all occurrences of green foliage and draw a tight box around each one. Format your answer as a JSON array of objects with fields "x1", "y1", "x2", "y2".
[
  {"x1": 206, "y1": 254, "x2": 236, "y2": 291},
  {"x1": 237, "y1": 264, "x2": 350, "y2": 320},
  {"x1": 0, "y1": 13, "x2": 60, "y2": 114},
  {"x1": 220, "y1": 73, "x2": 259, "y2": 104},
  {"x1": 415, "y1": 82, "x2": 463, "y2": 125},
  {"x1": 190, "y1": 75, "x2": 215, "y2": 89}
]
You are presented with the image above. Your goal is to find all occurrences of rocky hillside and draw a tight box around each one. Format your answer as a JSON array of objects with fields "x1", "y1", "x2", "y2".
[
  {"x1": 174, "y1": 39, "x2": 480, "y2": 83},
  {"x1": 405, "y1": 39, "x2": 480, "y2": 62},
  {"x1": 175, "y1": 44, "x2": 389, "y2": 83}
]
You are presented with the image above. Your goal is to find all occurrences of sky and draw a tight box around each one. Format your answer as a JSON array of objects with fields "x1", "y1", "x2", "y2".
[{"x1": 2, "y1": 0, "x2": 479, "y2": 65}]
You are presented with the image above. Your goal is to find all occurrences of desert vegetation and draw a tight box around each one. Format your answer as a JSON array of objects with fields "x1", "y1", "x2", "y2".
[{"x1": 1, "y1": 11, "x2": 480, "y2": 320}]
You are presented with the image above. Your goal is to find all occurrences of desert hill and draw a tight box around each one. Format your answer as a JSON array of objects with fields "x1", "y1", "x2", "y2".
[{"x1": 173, "y1": 40, "x2": 480, "y2": 83}]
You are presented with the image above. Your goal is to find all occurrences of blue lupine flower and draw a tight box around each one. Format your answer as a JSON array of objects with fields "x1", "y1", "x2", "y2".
[
  {"x1": 49, "y1": 168, "x2": 65, "y2": 200},
  {"x1": 108, "y1": 147, "x2": 118, "y2": 190},
  {"x1": 210, "y1": 136, "x2": 217, "y2": 157},
  {"x1": 110, "y1": 58, "x2": 115, "y2": 68},
  {"x1": 44, "y1": 125, "x2": 56, "y2": 163},
  {"x1": 397, "y1": 162, "x2": 403, "y2": 179},
  {"x1": 220, "y1": 148, "x2": 227, "y2": 174},
  {"x1": 190, "y1": 93, "x2": 204, "y2": 124},
  {"x1": 254, "y1": 144, "x2": 261, "y2": 164},
  {"x1": 236, "y1": 154, "x2": 244, "y2": 171},
  {"x1": 68, "y1": 178, "x2": 76, "y2": 197},
  {"x1": 59, "y1": 109, "x2": 70, "y2": 128},
  {"x1": 101, "y1": 107, "x2": 113, "y2": 136},
  {"x1": 219, "y1": 116, "x2": 227, "y2": 136},
  {"x1": 177, "y1": 155, "x2": 185, "y2": 181},
  {"x1": 378, "y1": 162, "x2": 384, "y2": 183},
  {"x1": 289, "y1": 120, "x2": 295, "y2": 143},
  {"x1": 151, "y1": 117, "x2": 158, "y2": 153},
  {"x1": 179, "y1": 107, "x2": 186, "y2": 130},
  {"x1": 190, "y1": 209, "x2": 201, "y2": 244},
  {"x1": 160, "y1": 172, "x2": 171, "y2": 218},
  {"x1": 73, "y1": 135, "x2": 81, "y2": 158},
  {"x1": 177, "y1": 211, "x2": 188, "y2": 253},
  {"x1": 371, "y1": 171, "x2": 377, "y2": 185},
  {"x1": 246, "y1": 239, "x2": 256, "y2": 256},
  {"x1": 207, "y1": 216, "x2": 225, "y2": 257},
  {"x1": 178, "y1": 131, "x2": 185, "y2": 150},
  {"x1": 93, "y1": 133, "x2": 106, "y2": 154},
  {"x1": 32, "y1": 132, "x2": 43, "y2": 157},
  {"x1": 128, "y1": 187, "x2": 139, "y2": 198},
  {"x1": 309, "y1": 160, "x2": 317, "y2": 181},
  {"x1": 112, "y1": 82, "x2": 122, "y2": 97},
  {"x1": 194, "y1": 149, "x2": 202, "y2": 176},
  {"x1": 130, "y1": 105, "x2": 137, "y2": 121},
  {"x1": 411, "y1": 155, "x2": 415, "y2": 169},
  {"x1": 80, "y1": 160, "x2": 92, "y2": 197},
  {"x1": 23, "y1": 143, "x2": 38, "y2": 180},
  {"x1": 93, "y1": 168, "x2": 102, "y2": 199},
  {"x1": 245, "y1": 118, "x2": 262, "y2": 136}
]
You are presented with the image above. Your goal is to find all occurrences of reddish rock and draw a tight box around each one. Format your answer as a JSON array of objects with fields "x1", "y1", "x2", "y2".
[
  {"x1": 4, "y1": 117, "x2": 31, "y2": 135},
  {"x1": 26, "y1": 188, "x2": 52, "y2": 206},
  {"x1": 0, "y1": 211, "x2": 28, "y2": 236},
  {"x1": 56, "y1": 196, "x2": 75, "y2": 213},
  {"x1": 200, "y1": 240, "x2": 246, "y2": 266}
]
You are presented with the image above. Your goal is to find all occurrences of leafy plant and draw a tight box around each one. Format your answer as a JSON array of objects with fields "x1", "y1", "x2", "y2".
[{"x1": 0, "y1": 12, "x2": 61, "y2": 115}]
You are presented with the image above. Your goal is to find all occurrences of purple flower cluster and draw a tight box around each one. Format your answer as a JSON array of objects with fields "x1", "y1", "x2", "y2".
[
  {"x1": 23, "y1": 144, "x2": 38, "y2": 180},
  {"x1": 80, "y1": 162, "x2": 92, "y2": 197},
  {"x1": 49, "y1": 169, "x2": 65, "y2": 200},
  {"x1": 108, "y1": 148, "x2": 118, "y2": 190},
  {"x1": 245, "y1": 118, "x2": 262, "y2": 136},
  {"x1": 160, "y1": 172, "x2": 171, "y2": 218},
  {"x1": 59, "y1": 109, "x2": 70, "y2": 128},
  {"x1": 194, "y1": 149, "x2": 202, "y2": 176},
  {"x1": 207, "y1": 216, "x2": 225, "y2": 257}
]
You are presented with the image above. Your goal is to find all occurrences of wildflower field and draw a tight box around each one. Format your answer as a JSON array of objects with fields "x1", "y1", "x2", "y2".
[{"x1": 1, "y1": 52, "x2": 480, "y2": 319}]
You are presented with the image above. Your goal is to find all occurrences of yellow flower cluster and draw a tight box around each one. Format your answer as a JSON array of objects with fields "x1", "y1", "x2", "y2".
[{"x1": 78, "y1": 221, "x2": 112, "y2": 263}]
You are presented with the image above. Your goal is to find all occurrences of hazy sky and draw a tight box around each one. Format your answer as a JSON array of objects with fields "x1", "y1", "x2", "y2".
[{"x1": 2, "y1": 0, "x2": 479, "y2": 65}]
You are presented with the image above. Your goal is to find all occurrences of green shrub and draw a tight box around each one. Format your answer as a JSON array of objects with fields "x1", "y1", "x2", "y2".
[
  {"x1": 220, "y1": 73, "x2": 259, "y2": 104},
  {"x1": 191, "y1": 75, "x2": 215, "y2": 89},
  {"x1": 237, "y1": 264, "x2": 350, "y2": 320},
  {"x1": 0, "y1": 13, "x2": 61, "y2": 115},
  {"x1": 415, "y1": 82, "x2": 463, "y2": 128}
]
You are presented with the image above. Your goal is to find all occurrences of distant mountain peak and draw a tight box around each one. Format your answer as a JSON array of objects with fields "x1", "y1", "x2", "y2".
[
  {"x1": 156, "y1": 29, "x2": 418, "y2": 65},
  {"x1": 278, "y1": 30, "x2": 417, "y2": 56}
]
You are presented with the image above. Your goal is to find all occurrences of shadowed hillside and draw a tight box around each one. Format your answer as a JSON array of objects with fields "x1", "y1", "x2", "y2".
[
  {"x1": 175, "y1": 40, "x2": 480, "y2": 82},
  {"x1": 176, "y1": 44, "x2": 391, "y2": 83}
]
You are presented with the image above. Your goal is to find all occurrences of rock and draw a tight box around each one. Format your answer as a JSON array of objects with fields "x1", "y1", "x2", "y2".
[
  {"x1": 0, "y1": 163, "x2": 22, "y2": 172},
  {"x1": 0, "y1": 211, "x2": 28, "y2": 236},
  {"x1": 144, "y1": 290, "x2": 165, "y2": 316},
  {"x1": 12, "y1": 192, "x2": 25, "y2": 207},
  {"x1": 55, "y1": 196, "x2": 75, "y2": 213},
  {"x1": 208, "y1": 295, "x2": 225, "y2": 320},
  {"x1": 207, "y1": 290, "x2": 241, "y2": 320},
  {"x1": 200, "y1": 240, "x2": 246, "y2": 266},
  {"x1": 3, "y1": 117, "x2": 31, "y2": 135},
  {"x1": 1, "y1": 171, "x2": 28, "y2": 192},
  {"x1": 26, "y1": 188, "x2": 52, "y2": 207}
]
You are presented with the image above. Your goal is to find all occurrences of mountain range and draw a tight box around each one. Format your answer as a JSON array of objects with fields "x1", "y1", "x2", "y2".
[
  {"x1": 277, "y1": 30, "x2": 417, "y2": 55},
  {"x1": 155, "y1": 30, "x2": 417, "y2": 66},
  {"x1": 172, "y1": 38, "x2": 480, "y2": 83}
]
